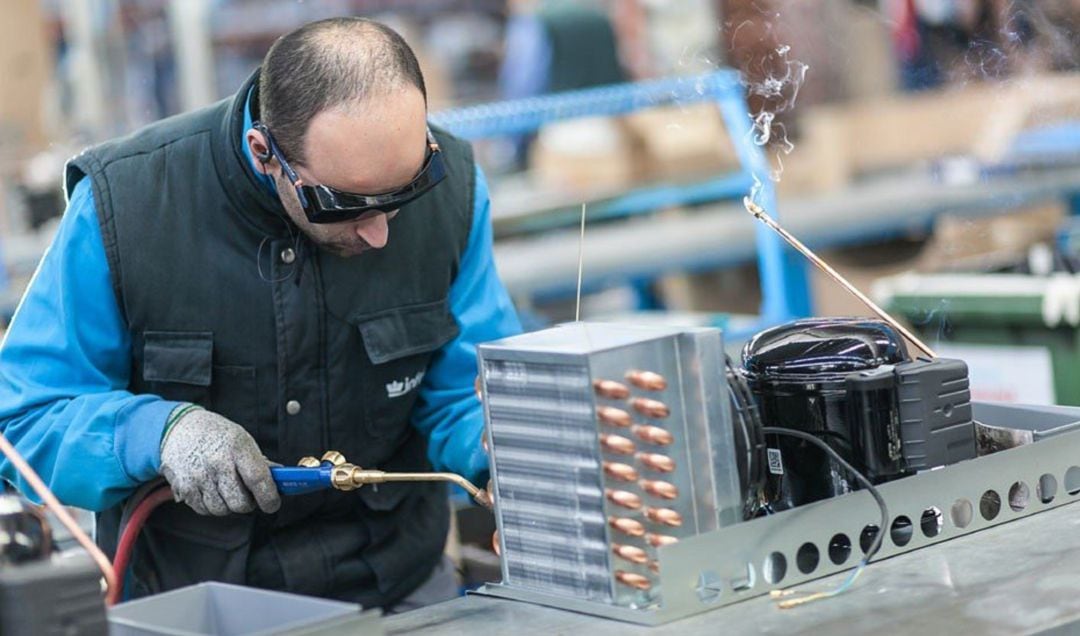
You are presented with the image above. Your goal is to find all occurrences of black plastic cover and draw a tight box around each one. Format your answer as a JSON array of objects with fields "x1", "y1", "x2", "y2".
[
  {"x1": 846, "y1": 367, "x2": 905, "y2": 478},
  {"x1": 895, "y1": 358, "x2": 977, "y2": 469}
]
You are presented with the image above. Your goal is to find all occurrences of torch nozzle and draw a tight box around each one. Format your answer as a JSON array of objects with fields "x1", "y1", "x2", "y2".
[{"x1": 330, "y1": 462, "x2": 492, "y2": 509}]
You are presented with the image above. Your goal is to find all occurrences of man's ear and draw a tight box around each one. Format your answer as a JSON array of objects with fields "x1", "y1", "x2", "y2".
[{"x1": 245, "y1": 129, "x2": 273, "y2": 174}]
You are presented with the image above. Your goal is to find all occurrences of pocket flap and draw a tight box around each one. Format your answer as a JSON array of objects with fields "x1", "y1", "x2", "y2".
[
  {"x1": 352, "y1": 299, "x2": 459, "y2": 365},
  {"x1": 143, "y1": 331, "x2": 213, "y2": 386}
]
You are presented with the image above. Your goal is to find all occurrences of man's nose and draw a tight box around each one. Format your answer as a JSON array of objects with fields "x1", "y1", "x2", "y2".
[{"x1": 354, "y1": 213, "x2": 391, "y2": 249}]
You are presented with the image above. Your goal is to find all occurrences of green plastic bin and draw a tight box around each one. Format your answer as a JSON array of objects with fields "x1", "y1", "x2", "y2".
[{"x1": 874, "y1": 272, "x2": 1080, "y2": 405}]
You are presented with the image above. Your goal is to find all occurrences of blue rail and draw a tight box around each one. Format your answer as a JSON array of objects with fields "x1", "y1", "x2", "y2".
[{"x1": 431, "y1": 71, "x2": 813, "y2": 325}]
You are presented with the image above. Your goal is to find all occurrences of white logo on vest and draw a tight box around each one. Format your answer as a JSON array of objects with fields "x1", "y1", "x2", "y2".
[{"x1": 386, "y1": 370, "x2": 426, "y2": 399}]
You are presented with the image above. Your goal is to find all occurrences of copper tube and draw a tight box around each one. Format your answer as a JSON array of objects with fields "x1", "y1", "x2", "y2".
[
  {"x1": 594, "y1": 379, "x2": 631, "y2": 400},
  {"x1": 600, "y1": 433, "x2": 636, "y2": 455},
  {"x1": 603, "y1": 461, "x2": 640, "y2": 482},
  {"x1": 632, "y1": 425, "x2": 673, "y2": 446},
  {"x1": 645, "y1": 507, "x2": 684, "y2": 527},
  {"x1": 636, "y1": 452, "x2": 676, "y2": 473},
  {"x1": 626, "y1": 370, "x2": 668, "y2": 391},
  {"x1": 0, "y1": 432, "x2": 117, "y2": 602},
  {"x1": 612, "y1": 543, "x2": 649, "y2": 565},
  {"x1": 492, "y1": 530, "x2": 501, "y2": 556},
  {"x1": 615, "y1": 570, "x2": 652, "y2": 591},
  {"x1": 597, "y1": 406, "x2": 632, "y2": 428},
  {"x1": 639, "y1": 479, "x2": 679, "y2": 500},
  {"x1": 631, "y1": 397, "x2": 670, "y2": 419},
  {"x1": 743, "y1": 198, "x2": 936, "y2": 359},
  {"x1": 648, "y1": 561, "x2": 661, "y2": 574},
  {"x1": 609, "y1": 516, "x2": 646, "y2": 537},
  {"x1": 646, "y1": 532, "x2": 679, "y2": 548},
  {"x1": 606, "y1": 488, "x2": 643, "y2": 510}
]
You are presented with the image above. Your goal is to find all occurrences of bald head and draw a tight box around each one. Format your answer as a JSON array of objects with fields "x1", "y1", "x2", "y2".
[{"x1": 259, "y1": 17, "x2": 427, "y2": 164}]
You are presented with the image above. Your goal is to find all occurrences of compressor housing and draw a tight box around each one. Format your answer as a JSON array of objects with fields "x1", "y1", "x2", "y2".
[{"x1": 741, "y1": 317, "x2": 977, "y2": 510}]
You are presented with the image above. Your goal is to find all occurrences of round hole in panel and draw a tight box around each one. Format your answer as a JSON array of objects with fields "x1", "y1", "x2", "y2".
[
  {"x1": 951, "y1": 498, "x2": 973, "y2": 529},
  {"x1": 695, "y1": 570, "x2": 723, "y2": 605},
  {"x1": 1008, "y1": 481, "x2": 1030, "y2": 512},
  {"x1": 921, "y1": 507, "x2": 944, "y2": 538},
  {"x1": 828, "y1": 533, "x2": 852, "y2": 565},
  {"x1": 980, "y1": 490, "x2": 1002, "y2": 521},
  {"x1": 763, "y1": 552, "x2": 787, "y2": 584},
  {"x1": 796, "y1": 543, "x2": 820, "y2": 575},
  {"x1": 731, "y1": 563, "x2": 757, "y2": 592},
  {"x1": 1066, "y1": 466, "x2": 1080, "y2": 496},
  {"x1": 859, "y1": 524, "x2": 881, "y2": 554},
  {"x1": 890, "y1": 515, "x2": 914, "y2": 547},
  {"x1": 1038, "y1": 473, "x2": 1058, "y2": 504}
]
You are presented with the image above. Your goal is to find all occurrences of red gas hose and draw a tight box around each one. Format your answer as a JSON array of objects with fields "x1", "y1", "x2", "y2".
[{"x1": 105, "y1": 484, "x2": 174, "y2": 606}]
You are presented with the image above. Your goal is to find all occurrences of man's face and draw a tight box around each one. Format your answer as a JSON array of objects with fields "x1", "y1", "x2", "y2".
[{"x1": 261, "y1": 86, "x2": 429, "y2": 258}]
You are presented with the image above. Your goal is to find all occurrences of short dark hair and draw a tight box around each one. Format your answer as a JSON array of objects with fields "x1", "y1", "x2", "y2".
[{"x1": 258, "y1": 17, "x2": 427, "y2": 164}]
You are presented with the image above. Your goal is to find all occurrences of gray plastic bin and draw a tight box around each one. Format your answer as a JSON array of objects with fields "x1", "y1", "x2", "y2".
[{"x1": 107, "y1": 582, "x2": 382, "y2": 636}]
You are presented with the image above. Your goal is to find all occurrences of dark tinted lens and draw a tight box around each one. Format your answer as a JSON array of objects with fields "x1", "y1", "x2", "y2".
[{"x1": 302, "y1": 149, "x2": 446, "y2": 224}]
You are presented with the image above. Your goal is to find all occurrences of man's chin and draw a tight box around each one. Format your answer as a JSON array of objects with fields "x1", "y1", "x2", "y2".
[{"x1": 329, "y1": 244, "x2": 370, "y2": 258}]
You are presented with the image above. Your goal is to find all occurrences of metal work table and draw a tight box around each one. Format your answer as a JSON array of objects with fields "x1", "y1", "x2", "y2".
[{"x1": 386, "y1": 501, "x2": 1080, "y2": 635}]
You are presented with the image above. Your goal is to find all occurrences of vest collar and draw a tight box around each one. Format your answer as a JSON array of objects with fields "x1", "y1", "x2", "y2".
[{"x1": 213, "y1": 69, "x2": 295, "y2": 236}]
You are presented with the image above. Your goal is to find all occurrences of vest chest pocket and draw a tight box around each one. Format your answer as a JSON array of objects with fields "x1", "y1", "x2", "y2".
[
  {"x1": 141, "y1": 332, "x2": 257, "y2": 430},
  {"x1": 354, "y1": 299, "x2": 460, "y2": 440}
]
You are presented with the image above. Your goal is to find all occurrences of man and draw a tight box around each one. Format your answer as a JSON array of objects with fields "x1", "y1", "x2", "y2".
[{"x1": 0, "y1": 17, "x2": 521, "y2": 611}]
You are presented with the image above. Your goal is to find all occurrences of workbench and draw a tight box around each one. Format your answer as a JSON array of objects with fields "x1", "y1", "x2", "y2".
[{"x1": 385, "y1": 501, "x2": 1080, "y2": 635}]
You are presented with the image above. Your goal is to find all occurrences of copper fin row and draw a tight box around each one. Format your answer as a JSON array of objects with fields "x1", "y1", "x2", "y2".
[
  {"x1": 632, "y1": 425, "x2": 673, "y2": 446},
  {"x1": 639, "y1": 479, "x2": 679, "y2": 500},
  {"x1": 603, "y1": 461, "x2": 639, "y2": 482},
  {"x1": 631, "y1": 397, "x2": 670, "y2": 419},
  {"x1": 625, "y1": 370, "x2": 668, "y2": 391},
  {"x1": 615, "y1": 570, "x2": 652, "y2": 590},
  {"x1": 609, "y1": 516, "x2": 646, "y2": 537},
  {"x1": 644, "y1": 507, "x2": 684, "y2": 527},
  {"x1": 636, "y1": 452, "x2": 676, "y2": 473},
  {"x1": 599, "y1": 433, "x2": 636, "y2": 455},
  {"x1": 606, "y1": 489, "x2": 643, "y2": 510},
  {"x1": 612, "y1": 543, "x2": 649, "y2": 565},
  {"x1": 597, "y1": 406, "x2": 632, "y2": 428},
  {"x1": 594, "y1": 379, "x2": 631, "y2": 400}
]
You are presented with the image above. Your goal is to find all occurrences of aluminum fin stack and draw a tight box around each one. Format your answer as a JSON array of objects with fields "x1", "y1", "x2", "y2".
[{"x1": 479, "y1": 323, "x2": 743, "y2": 609}]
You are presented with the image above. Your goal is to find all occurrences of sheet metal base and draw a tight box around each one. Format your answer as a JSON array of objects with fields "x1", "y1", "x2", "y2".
[{"x1": 471, "y1": 402, "x2": 1080, "y2": 625}]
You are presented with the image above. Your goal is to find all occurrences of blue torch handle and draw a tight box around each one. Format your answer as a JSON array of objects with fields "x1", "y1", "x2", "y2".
[{"x1": 270, "y1": 465, "x2": 334, "y2": 496}]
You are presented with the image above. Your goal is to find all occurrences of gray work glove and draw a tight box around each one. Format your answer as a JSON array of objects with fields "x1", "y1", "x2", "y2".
[{"x1": 159, "y1": 406, "x2": 281, "y2": 516}]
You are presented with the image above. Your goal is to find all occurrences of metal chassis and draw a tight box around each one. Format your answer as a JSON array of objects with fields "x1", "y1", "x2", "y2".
[{"x1": 477, "y1": 405, "x2": 1080, "y2": 625}]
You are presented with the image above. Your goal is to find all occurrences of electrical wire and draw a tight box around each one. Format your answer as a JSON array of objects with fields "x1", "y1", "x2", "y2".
[
  {"x1": 725, "y1": 356, "x2": 767, "y2": 517},
  {"x1": 760, "y1": 426, "x2": 889, "y2": 609},
  {"x1": 0, "y1": 431, "x2": 118, "y2": 601}
]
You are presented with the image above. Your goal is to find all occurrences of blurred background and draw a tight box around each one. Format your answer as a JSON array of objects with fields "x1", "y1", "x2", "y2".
[{"x1": 1, "y1": 0, "x2": 1079, "y2": 410}]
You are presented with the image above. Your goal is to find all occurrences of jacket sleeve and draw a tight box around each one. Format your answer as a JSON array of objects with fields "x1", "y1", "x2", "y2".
[
  {"x1": 0, "y1": 178, "x2": 182, "y2": 511},
  {"x1": 411, "y1": 165, "x2": 523, "y2": 484}
]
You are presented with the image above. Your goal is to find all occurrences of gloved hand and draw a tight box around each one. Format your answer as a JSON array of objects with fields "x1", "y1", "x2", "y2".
[{"x1": 159, "y1": 406, "x2": 281, "y2": 516}]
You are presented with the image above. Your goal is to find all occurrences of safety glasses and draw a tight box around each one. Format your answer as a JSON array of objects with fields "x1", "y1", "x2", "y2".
[{"x1": 252, "y1": 121, "x2": 447, "y2": 224}]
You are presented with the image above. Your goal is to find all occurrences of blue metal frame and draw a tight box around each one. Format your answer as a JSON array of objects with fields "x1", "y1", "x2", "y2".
[{"x1": 431, "y1": 71, "x2": 813, "y2": 325}]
